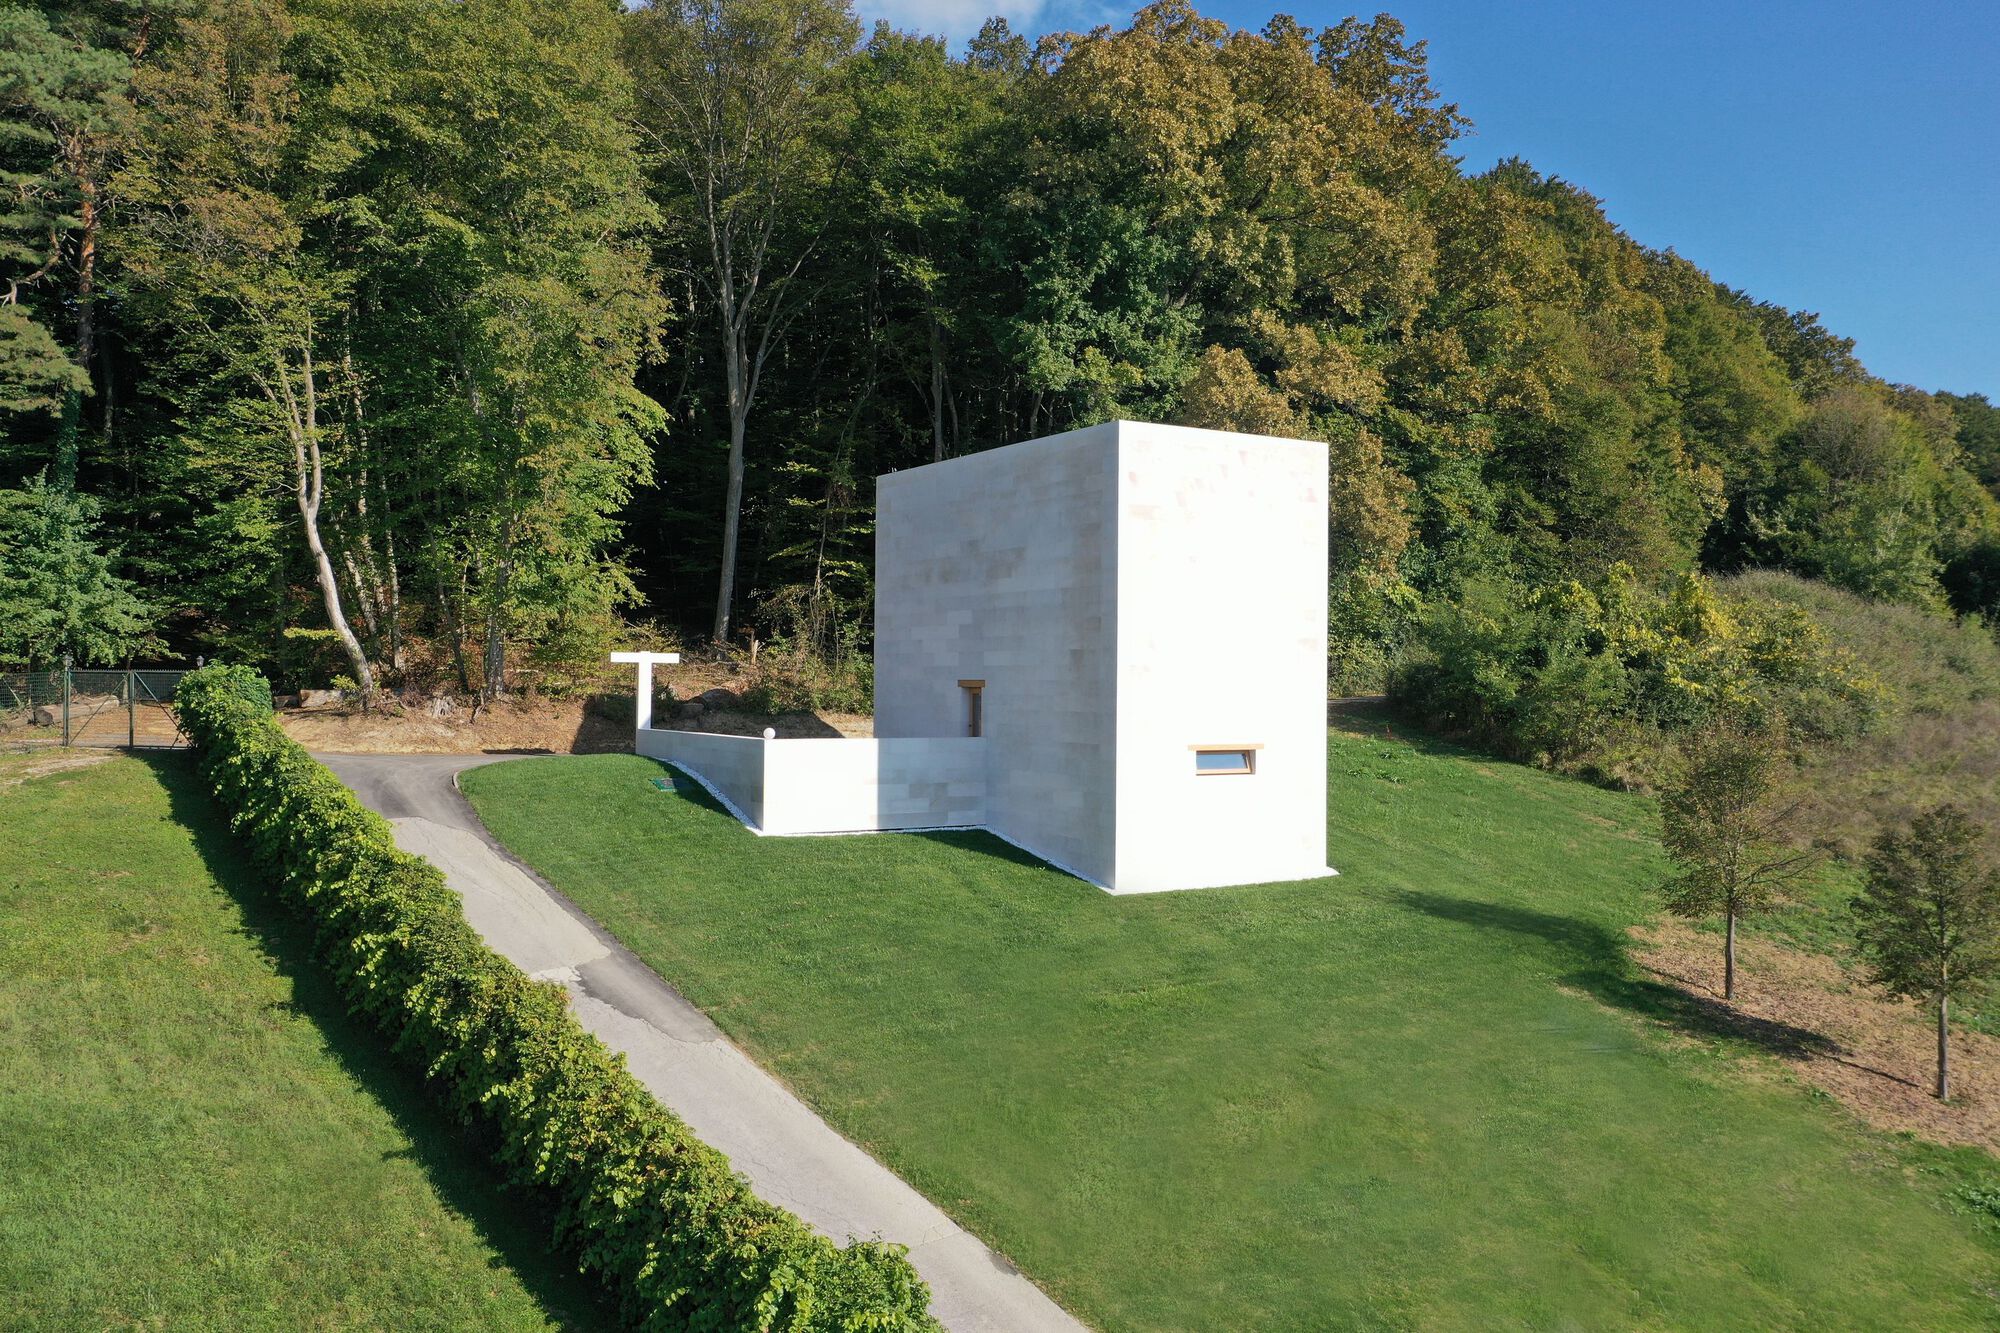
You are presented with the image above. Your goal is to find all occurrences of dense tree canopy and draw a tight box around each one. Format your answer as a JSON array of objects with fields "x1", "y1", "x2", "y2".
[
  {"x1": 0, "y1": 0, "x2": 1993, "y2": 697},
  {"x1": 0, "y1": 470, "x2": 149, "y2": 667}
]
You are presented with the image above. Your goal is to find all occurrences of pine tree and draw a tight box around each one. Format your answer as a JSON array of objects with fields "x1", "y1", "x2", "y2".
[
  {"x1": 1854, "y1": 805, "x2": 2000, "y2": 1100},
  {"x1": 0, "y1": 472, "x2": 150, "y2": 668},
  {"x1": 0, "y1": 5, "x2": 127, "y2": 464}
]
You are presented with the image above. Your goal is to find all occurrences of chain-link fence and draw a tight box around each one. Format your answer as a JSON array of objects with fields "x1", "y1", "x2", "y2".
[{"x1": 0, "y1": 668, "x2": 189, "y2": 751}]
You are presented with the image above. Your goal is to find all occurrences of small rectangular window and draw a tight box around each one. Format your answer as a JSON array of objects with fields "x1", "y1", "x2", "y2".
[
  {"x1": 1192, "y1": 745, "x2": 1259, "y2": 775},
  {"x1": 959, "y1": 680, "x2": 984, "y2": 738}
]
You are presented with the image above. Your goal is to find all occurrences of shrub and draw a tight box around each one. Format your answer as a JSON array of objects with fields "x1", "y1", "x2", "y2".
[
  {"x1": 742, "y1": 585, "x2": 873, "y2": 715},
  {"x1": 1390, "y1": 566, "x2": 1880, "y2": 782},
  {"x1": 741, "y1": 651, "x2": 873, "y2": 716},
  {"x1": 172, "y1": 666, "x2": 936, "y2": 1332},
  {"x1": 1721, "y1": 570, "x2": 2000, "y2": 716},
  {"x1": 204, "y1": 661, "x2": 276, "y2": 714},
  {"x1": 1388, "y1": 576, "x2": 1631, "y2": 767},
  {"x1": 1328, "y1": 570, "x2": 1422, "y2": 696}
]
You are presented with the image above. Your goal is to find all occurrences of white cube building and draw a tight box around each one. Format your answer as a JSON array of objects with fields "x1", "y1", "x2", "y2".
[{"x1": 632, "y1": 419, "x2": 1331, "y2": 894}]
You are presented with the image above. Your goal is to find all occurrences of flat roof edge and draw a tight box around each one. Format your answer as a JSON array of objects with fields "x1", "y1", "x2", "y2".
[{"x1": 875, "y1": 419, "x2": 1325, "y2": 488}]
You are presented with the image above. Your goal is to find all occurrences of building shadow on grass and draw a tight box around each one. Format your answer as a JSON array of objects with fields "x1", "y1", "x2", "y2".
[
  {"x1": 906, "y1": 827, "x2": 1061, "y2": 875},
  {"x1": 140, "y1": 753, "x2": 618, "y2": 1332},
  {"x1": 640, "y1": 756, "x2": 1059, "y2": 879},
  {"x1": 1397, "y1": 888, "x2": 1843, "y2": 1062}
]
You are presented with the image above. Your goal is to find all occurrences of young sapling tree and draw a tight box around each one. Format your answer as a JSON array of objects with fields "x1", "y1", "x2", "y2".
[
  {"x1": 1657, "y1": 718, "x2": 1821, "y2": 1001},
  {"x1": 1853, "y1": 804, "x2": 2000, "y2": 1100}
]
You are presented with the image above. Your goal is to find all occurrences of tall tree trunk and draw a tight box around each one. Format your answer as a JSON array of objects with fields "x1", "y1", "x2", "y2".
[
  {"x1": 482, "y1": 537, "x2": 513, "y2": 702},
  {"x1": 929, "y1": 313, "x2": 945, "y2": 463},
  {"x1": 75, "y1": 166, "x2": 97, "y2": 377},
  {"x1": 302, "y1": 489, "x2": 375, "y2": 706},
  {"x1": 53, "y1": 149, "x2": 103, "y2": 492},
  {"x1": 341, "y1": 549, "x2": 381, "y2": 646},
  {"x1": 268, "y1": 349, "x2": 375, "y2": 708},
  {"x1": 98, "y1": 331, "x2": 114, "y2": 452},
  {"x1": 696, "y1": 171, "x2": 815, "y2": 646},
  {"x1": 443, "y1": 562, "x2": 471, "y2": 693},
  {"x1": 483, "y1": 609, "x2": 505, "y2": 701},
  {"x1": 383, "y1": 522, "x2": 405, "y2": 673},
  {"x1": 1937, "y1": 996, "x2": 1950, "y2": 1100},
  {"x1": 338, "y1": 351, "x2": 396, "y2": 668},
  {"x1": 1723, "y1": 909, "x2": 1737, "y2": 1002},
  {"x1": 713, "y1": 310, "x2": 747, "y2": 643}
]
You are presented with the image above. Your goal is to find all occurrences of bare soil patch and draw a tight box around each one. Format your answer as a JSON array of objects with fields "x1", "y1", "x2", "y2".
[
  {"x1": 0, "y1": 749, "x2": 118, "y2": 788},
  {"x1": 280, "y1": 657, "x2": 870, "y2": 755},
  {"x1": 1629, "y1": 918, "x2": 2000, "y2": 1151},
  {"x1": 281, "y1": 696, "x2": 631, "y2": 755}
]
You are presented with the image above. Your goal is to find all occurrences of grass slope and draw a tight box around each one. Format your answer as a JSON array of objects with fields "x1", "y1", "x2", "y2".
[
  {"x1": 1724, "y1": 570, "x2": 2000, "y2": 856},
  {"x1": 464, "y1": 718, "x2": 2000, "y2": 1331},
  {"x1": 0, "y1": 752, "x2": 611, "y2": 1330}
]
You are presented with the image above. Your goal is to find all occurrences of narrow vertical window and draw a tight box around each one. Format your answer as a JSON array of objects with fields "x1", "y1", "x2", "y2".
[{"x1": 959, "y1": 680, "x2": 984, "y2": 737}]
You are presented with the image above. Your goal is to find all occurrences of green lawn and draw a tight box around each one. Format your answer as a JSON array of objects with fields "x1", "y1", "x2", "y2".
[
  {"x1": 0, "y1": 751, "x2": 612, "y2": 1331},
  {"x1": 463, "y1": 716, "x2": 2000, "y2": 1331}
]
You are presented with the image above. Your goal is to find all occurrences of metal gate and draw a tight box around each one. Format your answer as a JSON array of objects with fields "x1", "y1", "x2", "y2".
[{"x1": 0, "y1": 668, "x2": 190, "y2": 751}]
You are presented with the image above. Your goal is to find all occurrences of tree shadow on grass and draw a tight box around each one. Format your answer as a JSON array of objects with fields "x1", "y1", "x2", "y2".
[
  {"x1": 139, "y1": 753, "x2": 618, "y2": 1332},
  {"x1": 1397, "y1": 888, "x2": 1844, "y2": 1062}
]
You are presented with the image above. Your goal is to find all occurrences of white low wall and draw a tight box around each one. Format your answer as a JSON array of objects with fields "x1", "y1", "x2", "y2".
[
  {"x1": 762, "y1": 737, "x2": 985, "y2": 834},
  {"x1": 637, "y1": 729, "x2": 985, "y2": 836},
  {"x1": 637, "y1": 729, "x2": 766, "y2": 828}
]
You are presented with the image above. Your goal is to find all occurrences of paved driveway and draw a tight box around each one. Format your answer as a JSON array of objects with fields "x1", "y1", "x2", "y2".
[{"x1": 317, "y1": 751, "x2": 1082, "y2": 1333}]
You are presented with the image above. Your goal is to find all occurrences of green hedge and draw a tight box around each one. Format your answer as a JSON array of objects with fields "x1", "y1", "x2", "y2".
[
  {"x1": 173, "y1": 666, "x2": 936, "y2": 1331},
  {"x1": 199, "y1": 661, "x2": 276, "y2": 714}
]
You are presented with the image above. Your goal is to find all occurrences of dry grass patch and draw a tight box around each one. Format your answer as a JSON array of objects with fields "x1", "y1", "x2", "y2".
[
  {"x1": 279, "y1": 694, "x2": 633, "y2": 754},
  {"x1": 0, "y1": 747, "x2": 117, "y2": 788},
  {"x1": 1631, "y1": 918, "x2": 2000, "y2": 1151}
]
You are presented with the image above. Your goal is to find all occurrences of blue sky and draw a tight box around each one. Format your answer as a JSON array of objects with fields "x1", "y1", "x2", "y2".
[{"x1": 857, "y1": 0, "x2": 1998, "y2": 398}]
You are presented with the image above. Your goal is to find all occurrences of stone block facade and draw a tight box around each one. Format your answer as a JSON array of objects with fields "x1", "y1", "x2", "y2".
[
  {"x1": 876, "y1": 420, "x2": 1330, "y2": 892},
  {"x1": 629, "y1": 419, "x2": 1330, "y2": 893}
]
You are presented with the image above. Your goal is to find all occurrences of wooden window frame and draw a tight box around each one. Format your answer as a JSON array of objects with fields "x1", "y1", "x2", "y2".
[
  {"x1": 1190, "y1": 743, "x2": 1261, "y2": 776},
  {"x1": 959, "y1": 680, "x2": 985, "y2": 738}
]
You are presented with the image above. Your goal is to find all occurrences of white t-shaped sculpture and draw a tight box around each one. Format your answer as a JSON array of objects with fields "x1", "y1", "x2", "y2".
[{"x1": 610, "y1": 651, "x2": 680, "y2": 731}]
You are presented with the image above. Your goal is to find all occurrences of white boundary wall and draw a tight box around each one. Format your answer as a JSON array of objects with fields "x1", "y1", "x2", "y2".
[
  {"x1": 637, "y1": 729, "x2": 767, "y2": 828},
  {"x1": 637, "y1": 729, "x2": 984, "y2": 835}
]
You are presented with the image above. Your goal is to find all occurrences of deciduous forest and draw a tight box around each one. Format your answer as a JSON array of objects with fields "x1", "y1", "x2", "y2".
[{"x1": 4, "y1": 0, "x2": 1997, "y2": 779}]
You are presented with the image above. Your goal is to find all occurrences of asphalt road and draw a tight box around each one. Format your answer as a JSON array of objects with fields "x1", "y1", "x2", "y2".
[{"x1": 317, "y1": 751, "x2": 1082, "y2": 1333}]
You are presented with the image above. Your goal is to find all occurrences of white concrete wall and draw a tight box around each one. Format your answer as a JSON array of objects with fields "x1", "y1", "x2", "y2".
[
  {"x1": 875, "y1": 424, "x2": 1121, "y2": 886},
  {"x1": 873, "y1": 419, "x2": 1328, "y2": 893},
  {"x1": 637, "y1": 728, "x2": 765, "y2": 828},
  {"x1": 761, "y1": 737, "x2": 985, "y2": 834},
  {"x1": 1110, "y1": 422, "x2": 1329, "y2": 892},
  {"x1": 637, "y1": 729, "x2": 986, "y2": 836}
]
